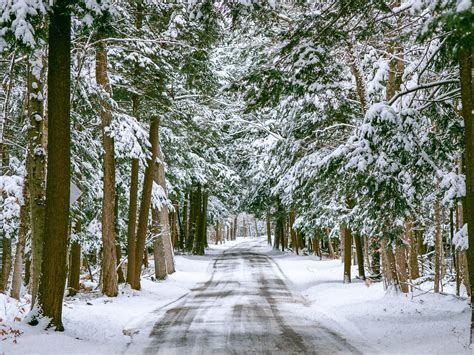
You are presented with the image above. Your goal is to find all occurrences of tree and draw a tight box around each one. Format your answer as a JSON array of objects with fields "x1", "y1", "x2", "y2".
[{"x1": 36, "y1": 0, "x2": 71, "y2": 330}]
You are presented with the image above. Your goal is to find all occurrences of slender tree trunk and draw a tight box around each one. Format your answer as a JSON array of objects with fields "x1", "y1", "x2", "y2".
[
  {"x1": 96, "y1": 30, "x2": 118, "y2": 297},
  {"x1": 152, "y1": 206, "x2": 167, "y2": 280},
  {"x1": 266, "y1": 212, "x2": 272, "y2": 246},
  {"x1": 354, "y1": 235, "x2": 365, "y2": 280},
  {"x1": 343, "y1": 226, "x2": 352, "y2": 283},
  {"x1": 434, "y1": 195, "x2": 442, "y2": 293},
  {"x1": 27, "y1": 49, "x2": 46, "y2": 308},
  {"x1": 407, "y1": 222, "x2": 420, "y2": 281},
  {"x1": 459, "y1": 47, "x2": 474, "y2": 341},
  {"x1": 233, "y1": 216, "x2": 238, "y2": 240},
  {"x1": 68, "y1": 241, "x2": 81, "y2": 296},
  {"x1": 126, "y1": 158, "x2": 138, "y2": 286},
  {"x1": 289, "y1": 210, "x2": 298, "y2": 255},
  {"x1": 10, "y1": 177, "x2": 29, "y2": 300},
  {"x1": 395, "y1": 244, "x2": 409, "y2": 293},
  {"x1": 186, "y1": 188, "x2": 197, "y2": 251},
  {"x1": 132, "y1": 117, "x2": 159, "y2": 290},
  {"x1": 0, "y1": 237, "x2": 12, "y2": 292},
  {"x1": 181, "y1": 197, "x2": 188, "y2": 250},
  {"x1": 37, "y1": 0, "x2": 71, "y2": 330},
  {"x1": 155, "y1": 138, "x2": 175, "y2": 273},
  {"x1": 116, "y1": 244, "x2": 125, "y2": 284}
]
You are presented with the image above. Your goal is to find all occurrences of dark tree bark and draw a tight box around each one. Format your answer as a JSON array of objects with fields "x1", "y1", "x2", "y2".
[
  {"x1": 354, "y1": 235, "x2": 365, "y2": 280},
  {"x1": 68, "y1": 241, "x2": 81, "y2": 296},
  {"x1": 266, "y1": 212, "x2": 272, "y2": 246},
  {"x1": 459, "y1": 47, "x2": 474, "y2": 341},
  {"x1": 96, "y1": 29, "x2": 118, "y2": 297},
  {"x1": 186, "y1": 188, "x2": 197, "y2": 251},
  {"x1": 0, "y1": 236, "x2": 12, "y2": 292},
  {"x1": 180, "y1": 197, "x2": 188, "y2": 250},
  {"x1": 37, "y1": 0, "x2": 71, "y2": 330},
  {"x1": 343, "y1": 226, "x2": 352, "y2": 283},
  {"x1": 126, "y1": 158, "x2": 139, "y2": 286},
  {"x1": 132, "y1": 117, "x2": 159, "y2": 290}
]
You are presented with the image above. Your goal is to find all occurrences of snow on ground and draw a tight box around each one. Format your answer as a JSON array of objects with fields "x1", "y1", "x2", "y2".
[
  {"x1": 0, "y1": 239, "x2": 242, "y2": 354},
  {"x1": 1, "y1": 237, "x2": 472, "y2": 354},
  {"x1": 272, "y1": 250, "x2": 472, "y2": 354}
]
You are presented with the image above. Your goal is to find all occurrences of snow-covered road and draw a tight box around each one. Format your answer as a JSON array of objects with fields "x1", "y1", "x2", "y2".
[{"x1": 137, "y1": 240, "x2": 359, "y2": 354}]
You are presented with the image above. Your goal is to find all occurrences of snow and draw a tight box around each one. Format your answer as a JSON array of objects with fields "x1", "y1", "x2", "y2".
[
  {"x1": 457, "y1": 0, "x2": 472, "y2": 12},
  {"x1": 272, "y1": 250, "x2": 472, "y2": 354},
  {"x1": 1, "y1": 241, "x2": 240, "y2": 354},
  {"x1": 1, "y1": 238, "x2": 471, "y2": 354}
]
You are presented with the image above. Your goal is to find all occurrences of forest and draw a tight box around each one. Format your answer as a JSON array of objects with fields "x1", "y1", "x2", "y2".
[{"x1": 0, "y1": 0, "x2": 473, "y2": 353}]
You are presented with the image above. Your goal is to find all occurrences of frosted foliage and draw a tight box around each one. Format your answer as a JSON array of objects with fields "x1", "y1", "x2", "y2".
[
  {"x1": 453, "y1": 223, "x2": 468, "y2": 250},
  {"x1": 106, "y1": 113, "x2": 150, "y2": 161},
  {"x1": 151, "y1": 182, "x2": 172, "y2": 212},
  {"x1": 0, "y1": 0, "x2": 46, "y2": 50},
  {"x1": 0, "y1": 173, "x2": 24, "y2": 239},
  {"x1": 457, "y1": 0, "x2": 472, "y2": 12}
]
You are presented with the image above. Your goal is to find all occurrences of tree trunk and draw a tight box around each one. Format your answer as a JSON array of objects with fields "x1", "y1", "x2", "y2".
[
  {"x1": 96, "y1": 30, "x2": 118, "y2": 298},
  {"x1": 152, "y1": 206, "x2": 167, "y2": 280},
  {"x1": 434, "y1": 195, "x2": 442, "y2": 293},
  {"x1": 37, "y1": 0, "x2": 71, "y2": 330},
  {"x1": 354, "y1": 235, "x2": 365, "y2": 280},
  {"x1": 181, "y1": 197, "x2": 188, "y2": 250},
  {"x1": 0, "y1": 236, "x2": 12, "y2": 292},
  {"x1": 289, "y1": 210, "x2": 298, "y2": 255},
  {"x1": 132, "y1": 117, "x2": 159, "y2": 290},
  {"x1": 116, "y1": 244, "x2": 125, "y2": 284},
  {"x1": 459, "y1": 47, "x2": 474, "y2": 341},
  {"x1": 233, "y1": 216, "x2": 238, "y2": 240},
  {"x1": 126, "y1": 158, "x2": 138, "y2": 286},
  {"x1": 11, "y1": 175, "x2": 29, "y2": 299},
  {"x1": 68, "y1": 241, "x2": 81, "y2": 296},
  {"x1": 407, "y1": 222, "x2": 420, "y2": 281},
  {"x1": 186, "y1": 188, "x2": 197, "y2": 251},
  {"x1": 155, "y1": 138, "x2": 175, "y2": 273},
  {"x1": 395, "y1": 244, "x2": 409, "y2": 293},
  {"x1": 27, "y1": 49, "x2": 46, "y2": 308},
  {"x1": 343, "y1": 226, "x2": 352, "y2": 283},
  {"x1": 266, "y1": 212, "x2": 272, "y2": 246}
]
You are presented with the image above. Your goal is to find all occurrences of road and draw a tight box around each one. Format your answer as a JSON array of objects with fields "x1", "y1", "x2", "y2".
[{"x1": 143, "y1": 240, "x2": 359, "y2": 354}]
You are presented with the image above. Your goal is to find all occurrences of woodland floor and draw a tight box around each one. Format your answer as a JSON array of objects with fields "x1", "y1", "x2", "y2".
[{"x1": 1, "y1": 238, "x2": 472, "y2": 354}]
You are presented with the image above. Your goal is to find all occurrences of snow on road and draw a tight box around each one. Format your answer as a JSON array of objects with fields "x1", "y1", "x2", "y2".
[
  {"x1": 1, "y1": 237, "x2": 472, "y2": 354},
  {"x1": 128, "y1": 239, "x2": 359, "y2": 354}
]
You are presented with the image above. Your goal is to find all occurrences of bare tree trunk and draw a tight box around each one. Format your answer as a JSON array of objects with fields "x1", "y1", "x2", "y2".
[
  {"x1": 233, "y1": 216, "x2": 238, "y2": 240},
  {"x1": 434, "y1": 195, "x2": 442, "y2": 293},
  {"x1": 68, "y1": 241, "x2": 81, "y2": 296},
  {"x1": 407, "y1": 222, "x2": 420, "y2": 281},
  {"x1": 132, "y1": 117, "x2": 159, "y2": 290},
  {"x1": 152, "y1": 208, "x2": 167, "y2": 280},
  {"x1": 27, "y1": 49, "x2": 46, "y2": 307},
  {"x1": 155, "y1": 138, "x2": 175, "y2": 273},
  {"x1": 11, "y1": 176, "x2": 29, "y2": 299},
  {"x1": 37, "y1": 0, "x2": 71, "y2": 330},
  {"x1": 343, "y1": 226, "x2": 352, "y2": 283},
  {"x1": 266, "y1": 212, "x2": 272, "y2": 246},
  {"x1": 459, "y1": 47, "x2": 474, "y2": 341},
  {"x1": 126, "y1": 158, "x2": 138, "y2": 286},
  {"x1": 354, "y1": 235, "x2": 365, "y2": 280},
  {"x1": 116, "y1": 244, "x2": 125, "y2": 284},
  {"x1": 395, "y1": 244, "x2": 409, "y2": 293},
  {"x1": 96, "y1": 30, "x2": 118, "y2": 297},
  {"x1": 181, "y1": 197, "x2": 188, "y2": 250},
  {"x1": 0, "y1": 237, "x2": 12, "y2": 292}
]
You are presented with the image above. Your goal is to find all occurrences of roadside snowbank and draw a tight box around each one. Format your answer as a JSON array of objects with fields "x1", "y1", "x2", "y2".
[
  {"x1": 273, "y1": 252, "x2": 472, "y2": 354},
  {"x1": 0, "y1": 239, "x2": 241, "y2": 354}
]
